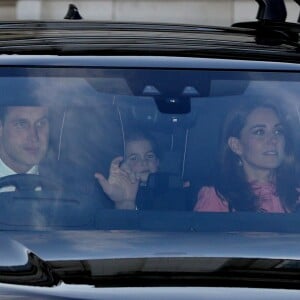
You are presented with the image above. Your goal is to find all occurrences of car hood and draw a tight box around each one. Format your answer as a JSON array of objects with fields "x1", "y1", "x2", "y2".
[
  {"x1": 2, "y1": 230, "x2": 300, "y2": 289},
  {"x1": 4, "y1": 230, "x2": 300, "y2": 261}
]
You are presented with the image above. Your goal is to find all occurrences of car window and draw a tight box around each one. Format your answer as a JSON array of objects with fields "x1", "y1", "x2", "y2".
[{"x1": 0, "y1": 66, "x2": 300, "y2": 232}]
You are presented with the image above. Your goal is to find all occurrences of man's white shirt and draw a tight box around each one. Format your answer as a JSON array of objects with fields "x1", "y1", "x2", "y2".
[{"x1": 0, "y1": 158, "x2": 39, "y2": 192}]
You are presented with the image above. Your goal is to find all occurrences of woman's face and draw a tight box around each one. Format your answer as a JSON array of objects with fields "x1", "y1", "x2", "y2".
[
  {"x1": 228, "y1": 107, "x2": 286, "y2": 179},
  {"x1": 125, "y1": 139, "x2": 159, "y2": 183}
]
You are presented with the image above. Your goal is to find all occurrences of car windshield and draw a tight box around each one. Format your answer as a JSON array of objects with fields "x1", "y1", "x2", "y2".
[{"x1": 1, "y1": 62, "x2": 300, "y2": 232}]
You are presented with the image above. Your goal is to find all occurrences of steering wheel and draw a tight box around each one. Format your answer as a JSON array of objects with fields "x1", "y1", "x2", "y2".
[{"x1": 0, "y1": 174, "x2": 61, "y2": 191}]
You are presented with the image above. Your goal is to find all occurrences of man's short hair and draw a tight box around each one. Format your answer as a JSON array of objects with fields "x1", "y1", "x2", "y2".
[
  {"x1": 0, "y1": 106, "x2": 9, "y2": 123},
  {"x1": 0, "y1": 106, "x2": 48, "y2": 124}
]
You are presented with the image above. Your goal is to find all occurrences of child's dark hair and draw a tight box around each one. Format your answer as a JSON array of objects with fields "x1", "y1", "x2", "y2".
[{"x1": 125, "y1": 129, "x2": 160, "y2": 158}]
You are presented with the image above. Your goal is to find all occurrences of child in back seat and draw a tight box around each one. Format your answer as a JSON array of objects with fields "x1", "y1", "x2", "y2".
[{"x1": 95, "y1": 130, "x2": 160, "y2": 209}]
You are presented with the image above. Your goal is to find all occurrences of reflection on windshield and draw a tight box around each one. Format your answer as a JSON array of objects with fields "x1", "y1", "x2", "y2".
[{"x1": 0, "y1": 68, "x2": 299, "y2": 230}]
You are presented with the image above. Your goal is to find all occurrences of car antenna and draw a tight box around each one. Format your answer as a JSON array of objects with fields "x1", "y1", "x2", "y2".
[
  {"x1": 64, "y1": 3, "x2": 82, "y2": 20},
  {"x1": 294, "y1": 0, "x2": 300, "y2": 22},
  {"x1": 232, "y1": 0, "x2": 299, "y2": 46},
  {"x1": 255, "y1": 0, "x2": 287, "y2": 22}
]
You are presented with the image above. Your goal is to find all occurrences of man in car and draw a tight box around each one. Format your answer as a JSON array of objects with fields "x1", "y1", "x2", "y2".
[{"x1": 0, "y1": 106, "x2": 49, "y2": 178}]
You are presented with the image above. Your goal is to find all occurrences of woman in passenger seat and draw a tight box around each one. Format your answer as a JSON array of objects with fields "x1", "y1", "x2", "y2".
[
  {"x1": 194, "y1": 100, "x2": 299, "y2": 213},
  {"x1": 95, "y1": 130, "x2": 159, "y2": 209}
]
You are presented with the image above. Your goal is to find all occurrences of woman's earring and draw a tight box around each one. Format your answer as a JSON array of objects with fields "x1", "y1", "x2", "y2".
[{"x1": 238, "y1": 159, "x2": 243, "y2": 166}]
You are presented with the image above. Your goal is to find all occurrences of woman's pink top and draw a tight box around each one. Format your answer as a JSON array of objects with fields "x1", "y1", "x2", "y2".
[{"x1": 194, "y1": 182, "x2": 287, "y2": 213}]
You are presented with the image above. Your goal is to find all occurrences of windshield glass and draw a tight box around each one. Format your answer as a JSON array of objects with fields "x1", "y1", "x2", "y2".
[{"x1": 0, "y1": 66, "x2": 300, "y2": 232}]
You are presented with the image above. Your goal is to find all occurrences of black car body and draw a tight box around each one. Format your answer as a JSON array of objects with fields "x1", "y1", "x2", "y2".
[{"x1": 2, "y1": 0, "x2": 300, "y2": 299}]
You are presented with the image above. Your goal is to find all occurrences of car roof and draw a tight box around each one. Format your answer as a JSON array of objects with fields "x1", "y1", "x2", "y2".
[{"x1": 0, "y1": 21, "x2": 300, "y2": 63}]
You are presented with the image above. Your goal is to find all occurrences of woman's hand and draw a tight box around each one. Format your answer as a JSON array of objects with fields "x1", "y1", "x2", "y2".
[{"x1": 95, "y1": 156, "x2": 139, "y2": 210}]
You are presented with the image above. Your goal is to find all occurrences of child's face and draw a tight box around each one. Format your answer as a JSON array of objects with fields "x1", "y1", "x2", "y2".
[{"x1": 125, "y1": 139, "x2": 159, "y2": 183}]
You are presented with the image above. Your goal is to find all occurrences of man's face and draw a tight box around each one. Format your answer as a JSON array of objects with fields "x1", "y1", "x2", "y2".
[{"x1": 0, "y1": 106, "x2": 49, "y2": 173}]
